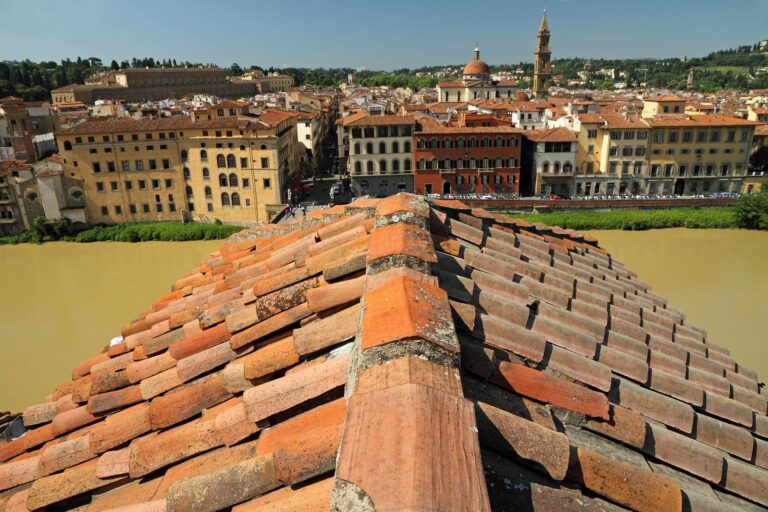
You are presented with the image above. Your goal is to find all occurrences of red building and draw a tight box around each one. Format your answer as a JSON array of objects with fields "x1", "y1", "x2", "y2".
[{"x1": 413, "y1": 113, "x2": 521, "y2": 195}]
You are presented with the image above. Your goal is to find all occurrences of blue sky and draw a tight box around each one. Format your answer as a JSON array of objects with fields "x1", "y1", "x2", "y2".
[{"x1": 1, "y1": 0, "x2": 767, "y2": 70}]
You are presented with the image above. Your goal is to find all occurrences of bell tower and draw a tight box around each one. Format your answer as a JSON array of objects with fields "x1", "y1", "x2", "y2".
[{"x1": 533, "y1": 10, "x2": 552, "y2": 98}]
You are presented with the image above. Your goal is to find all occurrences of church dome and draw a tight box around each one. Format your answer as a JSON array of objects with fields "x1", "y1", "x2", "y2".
[
  {"x1": 515, "y1": 90, "x2": 530, "y2": 101},
  {"x1": 463, "y1": 59, "x2": 490, "y2": 76},
  {"x1": 463, "y1": 46, "x2": 490, "y2": 76}
]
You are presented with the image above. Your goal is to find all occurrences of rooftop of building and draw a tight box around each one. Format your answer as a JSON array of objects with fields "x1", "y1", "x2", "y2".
[
  {"x1": 341, "y1": 114, "x2": 415, "y2": 127},
  {"x1": 524, "y1": 127, "x2": 579, "y2": 142},
  {"x1": 645, "y1": 114, "x2": 762, "y2": 128},
  {"x1": 0, "y1": 193, "x2": 766, "y2": 511}
]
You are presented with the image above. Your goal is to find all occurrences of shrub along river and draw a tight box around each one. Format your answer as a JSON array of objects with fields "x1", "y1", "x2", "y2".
[{"x1": 0, "y1": 229, "x2": 765, "y2": 412}]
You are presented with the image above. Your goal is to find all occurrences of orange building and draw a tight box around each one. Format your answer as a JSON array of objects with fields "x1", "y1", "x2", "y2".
[{"x1": 413, "y1": 113, "x2": 521, "y2": 195}]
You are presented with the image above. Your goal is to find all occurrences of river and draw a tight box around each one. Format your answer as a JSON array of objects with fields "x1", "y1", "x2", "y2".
[
  {"x1": 0, "y1": 240, "x2": 221, "y2": 412},
  {"x1": 585, "y1": 228, "x2": 768, "y2": 382},
  {"x1": 0, "y1": 230, "x2": 766, "y2": 412}
]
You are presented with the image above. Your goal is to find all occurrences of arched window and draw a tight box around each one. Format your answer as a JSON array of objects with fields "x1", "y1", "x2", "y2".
[
  {"x1": 404, "y1": 159, "x2": 412, "y2": 171},
  {"x1": 202, "y1": 167, "x2": 210, "y2": 180},
  {"x1": 404, "y1": 141, "x2": 411, "y2": 153},
  {"x1": 205, "y1": 186, "x2": 212, "y2": 198},
  {"x1": 509, "y1": 137, "x2": 517, "y2": 147},
  {"x1": 457, "y1": 158, "x2": 464, "y2": 169},
  {"x1": 221, "y1": 192, "x2": 230, "y2": 206},
  {"x1": 392, "y1": 141, "x2": 399, "y2": 153},
  {"x1": 392, "y1": 159, "x2": 400, "y2": 172},
  {"x1": 366, "y1": 143, "x2": 373, "y2": 154},
  {"x1": 542, "y1": 162, "x2": 550, "y2": 174},
  {"x1": 231, "y1": 192, "x2": 241, "y2": 206},
  {"x1": 239, "y1": 144, "x2": 246, "y2": 151},
  {"x1": 354, "y1": 143, "x2": 360, "y2": 154},
  {"x1": 418, "y1": 158, "x2": 426, "y2": 170},
  {"x1": 380, "y1": 159, "x2": 387, "y2": 173},
  {"x1": 554, "y1": 162, "x2": 561, "y2": 174},
  {"x1": 229, "y1": 173, "x2": 238, "y2": 186},
  {"x1": 495, "y1": 158, "x2": 502, "y2": 169},
  {"x1": 495, "y1": 137, "x2": 503, "y2": 147},
  {"x1": 200, "y1": 149, "x2": 208, "y2": 161},
  {"x1": 482, "y1": 157, "x2": 489, "y2": 169},
  {"x1": 457, "y1": 138, "x2": 464, "y2": 148},
  {"x1": 379, "y1": 142, "x2": 386, "y2": 154},
  {"x1": 563, "y1": 162, "x2": 573, "y2": 173},
  {"x1": 482, "y1": 137, "x2": 490, "y2": 147},
  {"x1": 366, "y1": 161, "x2": 374, "y2": 174},
  {"x1": 417, "y1": 138, "x2": 426, "y2": 149},
  {"x1": 354, "y1": 161, "x2": 362, "y2": 174},
  {"x1": 219, "y1": 173, "x2": 227, "y2": 186},
  {"x1": 183, "y1": 167, "x2": 190, "y2": 179},
  {"x1": 469, "y1": 157, "x2": 477, "y2": 169},
  {"x1": 63, "y1": 140, "x2": 72, "y2": 150},
  {"x1": 216, "y1": 154, "x2": 226, "y2": 168},
  {"x1": 227, "y1": 154, "x2": 236, "y2": 168},
  {"x1": 260, "y1": 144, "x2": 267, "y2": 150},
  {"x1": 469, "y1": 138, "x2": 478, "y2": 148},
  {"x1": 186, "y1": 185, "x2": 193, "y2": 196},
  {"x1": 181, "y1": 149, "x2": 188, "y2": 161},
  {"x1": 430, "y1": 138, "x2": 438, "y2": 149},
  {"x1": 443, "y1": 138, "x2": 452, "y2": 149}
]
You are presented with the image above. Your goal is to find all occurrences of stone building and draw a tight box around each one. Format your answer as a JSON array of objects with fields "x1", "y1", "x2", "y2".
[
  {"x1": 51, "y1": 68, "x2": 262, "y2": 105},
  {"x1": 55, "y1": 108, "x2": 302, "y2": 225},
  {"x1": 343, "y1": 114, "x2": 416, "y2": 197},
  {"x1": 521, "y1": 127, "x2": 577, "y2": 196},
  {"x1": 0, "y1": 96, "x2": 56, "y2": 162}
]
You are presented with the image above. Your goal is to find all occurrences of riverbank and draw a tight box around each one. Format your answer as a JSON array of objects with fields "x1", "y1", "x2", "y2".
[
  {"x1": 513, "y1": 207, "x2": 739, "y2": 230},
  {"x1": 0, "y1": 221, "x2": 243, "y2": 244}
]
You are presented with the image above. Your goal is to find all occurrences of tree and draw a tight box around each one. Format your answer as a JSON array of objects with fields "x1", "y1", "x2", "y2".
[
  {"x1": 229, "y1": 63, "x2": 243, "y2": 76},
  {"x1": 734, "y1": 182, "x2": 768, "y2": 229},
  {"x1": 111, "y1": 60, "x2": 120, "y2": 70}
]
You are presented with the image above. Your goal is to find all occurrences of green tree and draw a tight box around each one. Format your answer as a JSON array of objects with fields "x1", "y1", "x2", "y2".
[
  {"x1": 734, "y1": 179, "x2": 768, "y2": 229},
  {"x1": 749, "y1": 146, "x2": 768, "y2": 174},
  {"x1": 110, "y1": 60, "x2": 120, "y2": 70}
]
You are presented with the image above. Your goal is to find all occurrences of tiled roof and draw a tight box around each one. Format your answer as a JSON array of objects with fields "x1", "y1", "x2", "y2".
[
  {"x1": 342, "y1": 114, "x2": 415, "y2": 127},
  {"x1": 524, "y1": 127, "x2": 578, "y2": 142},
  {"x1": 645, "y1": 114, "x2": 762, "y2": 128},
  {"x1": 644, "y1": 95, "x2": 687, "y2": 102},
  {"x1": 1, "y1": 194, "x2": 766, "y2": 511}
]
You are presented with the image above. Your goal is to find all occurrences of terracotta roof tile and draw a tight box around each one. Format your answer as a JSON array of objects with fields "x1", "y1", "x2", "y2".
[{"x1": 3, "y1": 193, "x2": 765, "y2": 510}]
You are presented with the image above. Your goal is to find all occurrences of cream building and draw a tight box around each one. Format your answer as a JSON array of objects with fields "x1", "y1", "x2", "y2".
[
  {"x1": 56, "y1": 108, "x2": 301, "y2": 225},
  {"x1": 344, "y1": 114, "x2": 416, "y2": 197},
  {"x1": 645, "y1": 115, "x2": 759, "y2": 195},
  {"x1": 436, "y1": 48, "x2": 517, "y2": 103}
]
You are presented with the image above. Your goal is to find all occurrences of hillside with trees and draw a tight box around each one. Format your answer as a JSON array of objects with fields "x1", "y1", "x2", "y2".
[{"x1": 1, "y1": 42, "x2": 767, "y2": 101}]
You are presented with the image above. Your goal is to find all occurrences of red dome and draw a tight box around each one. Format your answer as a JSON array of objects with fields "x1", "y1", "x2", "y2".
[
  {"x1": 515, "y1": 90, "x2": 530, "y2": 101},
  {"x1": 463, "y1": 59, "x2": 490, "y2": 76}
]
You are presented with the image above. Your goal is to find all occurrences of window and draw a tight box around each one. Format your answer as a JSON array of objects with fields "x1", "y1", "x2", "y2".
[
  {"x1": 354, "y1": 162, "x2": 362, "y2": 174},
  {"x1": 637, "y1": 131, "x2": 648, "y2": 140},
  {"x1": 664, "y1": 164, "x2": 673, "y2": 177},
  {"x1": 135, "y1": 160, "x2": 144, "y2": 171},
  {"x1": 635, "y1": 147, "x2": 646, "y2": 156},
  {"x1": 366, "y1": 142, "x2": 373, "y2": 154},
  {"x1": 115, "y1": 205, "x2": 122, "y2": 215},
  {"x1": 75, "y1": 137, "x2": 83, "y2": 144},
  {"x1": 217, "y1": 154, "x2": 226, "y2": 168},
  {"x1": 129, "y1": 204, "x2": 137, "y2": 214},
  {"x1": 100, "y1": 206, "x2": 108, "y2": 215},
  {"x1": 610, "y1": 130, "x2": 622, "y2": 140},
  {"x1": 240, "y1": 157, "x2": 247, "y2": 168},
  {"x1": 679, "y1": 165, "x2": 687, "y2": 176},
  {"x1": 142, "y1": 203, "x2": 150, "y2": 213},
  {"x1": 609, "y1": 162, "x2": 617, "y2": 174},
  {"x1": 587, "y1": 129, "x2": 597, "y2": 139},
  {"x1": 227, "y1": 154, "x2": 236, "y2": 168},
  {"x1": 152, "y1": 179, "x2": 160, "y2": 189},
  {"x1": 181, "y1": 150, "x2": 188, "y2": 161},
  {"x1": 204, "y1": 186, "x2": 212, "y2": 199},
  {"x1": 633, "y1": 161, "x2": 642, "y2": 174},
  {"x1": 263, "y1": 178, "x2": 271, "y2": 189},
  {"x1": 117, "y1": 135, "x2": 124, "y2": 142},
  {"x1": 587, "y1": 145, "x2": 594, "y2": 155},
  {"x1": 165, "y1": 179, "x2": 173, "y2": 189},
  {"x1": 721, "y1": 164, "x2": 730, "y2": 176},
  {"x1": 105, "y1": 148, "x2": 113, "y2": 153},
  {"x1": 243, "y1": 178, "x2": 250, "y2": 188},
  {"x1": 202, "y1": 168, "x2": 210, "y2": 180},
  {"x1": 229, "y1": 173, "x2": 238, "y2": 186},
  {"x1": 651, "y1": 165, "x2": 660, "y2": 177},
  {"x1": 147, "y1": 145, "x2": 154, "y2": 151},
  {"x1": 219, "y1": 174, "x2": 227, "y2": 186},
  {"x1": 63, "y1": 140, "x2": 72, "y2": 150},
  {"x1": 624, "y1": 131, "x2": 635, "y2": 140},
  {"x1": 404, "y1": 159, "x2": 411, "y2": 171},
  {"x1": 667, "y1": 131, "x2": 678, "y2": 143},
  {"x1": 404, "y1": 141, "x2": 411, "y2": 153},
  {"x1": 653, "y1": 130, "x2": 663, "y2": 143},
  {"x1": 380, "y1": 160, "x2": 387, "y2": 173},
  {"x1": 93, "y1": 162, "x2": 101, "y2": 173},
  {"x1": 392, "y1": 160, "x2": 400, "y2": 172},
  {"x1": 683, "y1": 130, "x2": 693, "y2": 143},
  {"x1": 260, "y1": 157, "x2": 269, "y2": 168},
  {"x1": 379, "y1": 142, "x2": 387, "y2": 153},
  {"x1": 727, "y1": 130, "x2": 735, "y2": 142},
  {"x1": 110, "y1": 181, "x2": 119, "y2": 192},
  {"x1": 367, "y1": 161, "x2": 374, "y2": 174},
  {"x1": 622, "y1": 147, "x2": 633, "y2": 157},
  {"x1": 162, "y1": 159, "x2": 170, "y2": 169},
  {"x1": 609, "y1": 147, "x2": 618, "y2": 157},
  {"x1": 138, "y1": 179, "x2": 147, "y2": 190},
  {"x1": 148, "y1": 159, "x2": 157, "y2": 170},
  {"x1": 710, "y1": 130, "x2": 720, "y2": 142},
  {"x1": 392, "y1": 141, "x2": 399, "y2": 153},
  {"x1": 107, "y1": 162, "x2": 116, "y2": 172},
  {"x1": 121, "y1": 160, "x2": 130, "y2": 172},
  {"x1": 96, "y1": 181, "x2": 105, "y2": 192},
  {"x1": 231, "y1": 192, "x2": 241, "y2": 206},
  {"x1": 621, "y1": 162, "x2": 630, "y2": 175},
  {"x1": 88, "y1": 136, "x2": 95, "y2": 143}
]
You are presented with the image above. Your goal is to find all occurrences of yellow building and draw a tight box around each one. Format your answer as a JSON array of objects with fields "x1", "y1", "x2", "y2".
[
  {"x1": 573, "y1": 113, "x2": 650, "y2": 195},
  {"x1": 645, "y1": 115, "x2": 759, "y2": 195},
  {"x1": 56, "y1": 107, "x2": 301, "y2": 224},
  {"x1": 641, "y1": 96, "x2": 687, "y2": 118}
]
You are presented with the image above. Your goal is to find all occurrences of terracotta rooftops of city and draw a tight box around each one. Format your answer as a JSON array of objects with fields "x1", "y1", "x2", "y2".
[
  {"x1": 1, "y1": 193, "x2": 767, "y2": 511},
  {"x1": 524, "y1": 127, "x2": 579, "y2": 143},
  {"x1": 578, "y1": 113, "x2": 651, "y2": 130},
  {"x1": 415, "y1": 115, "x2": 520, "y2": 134},
  {"x1": 645, "y1": 114, "x2": 762, "y2": 128},
  {"x1": 341, "y1": 114, "x2": 415, "y2": 127}
]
